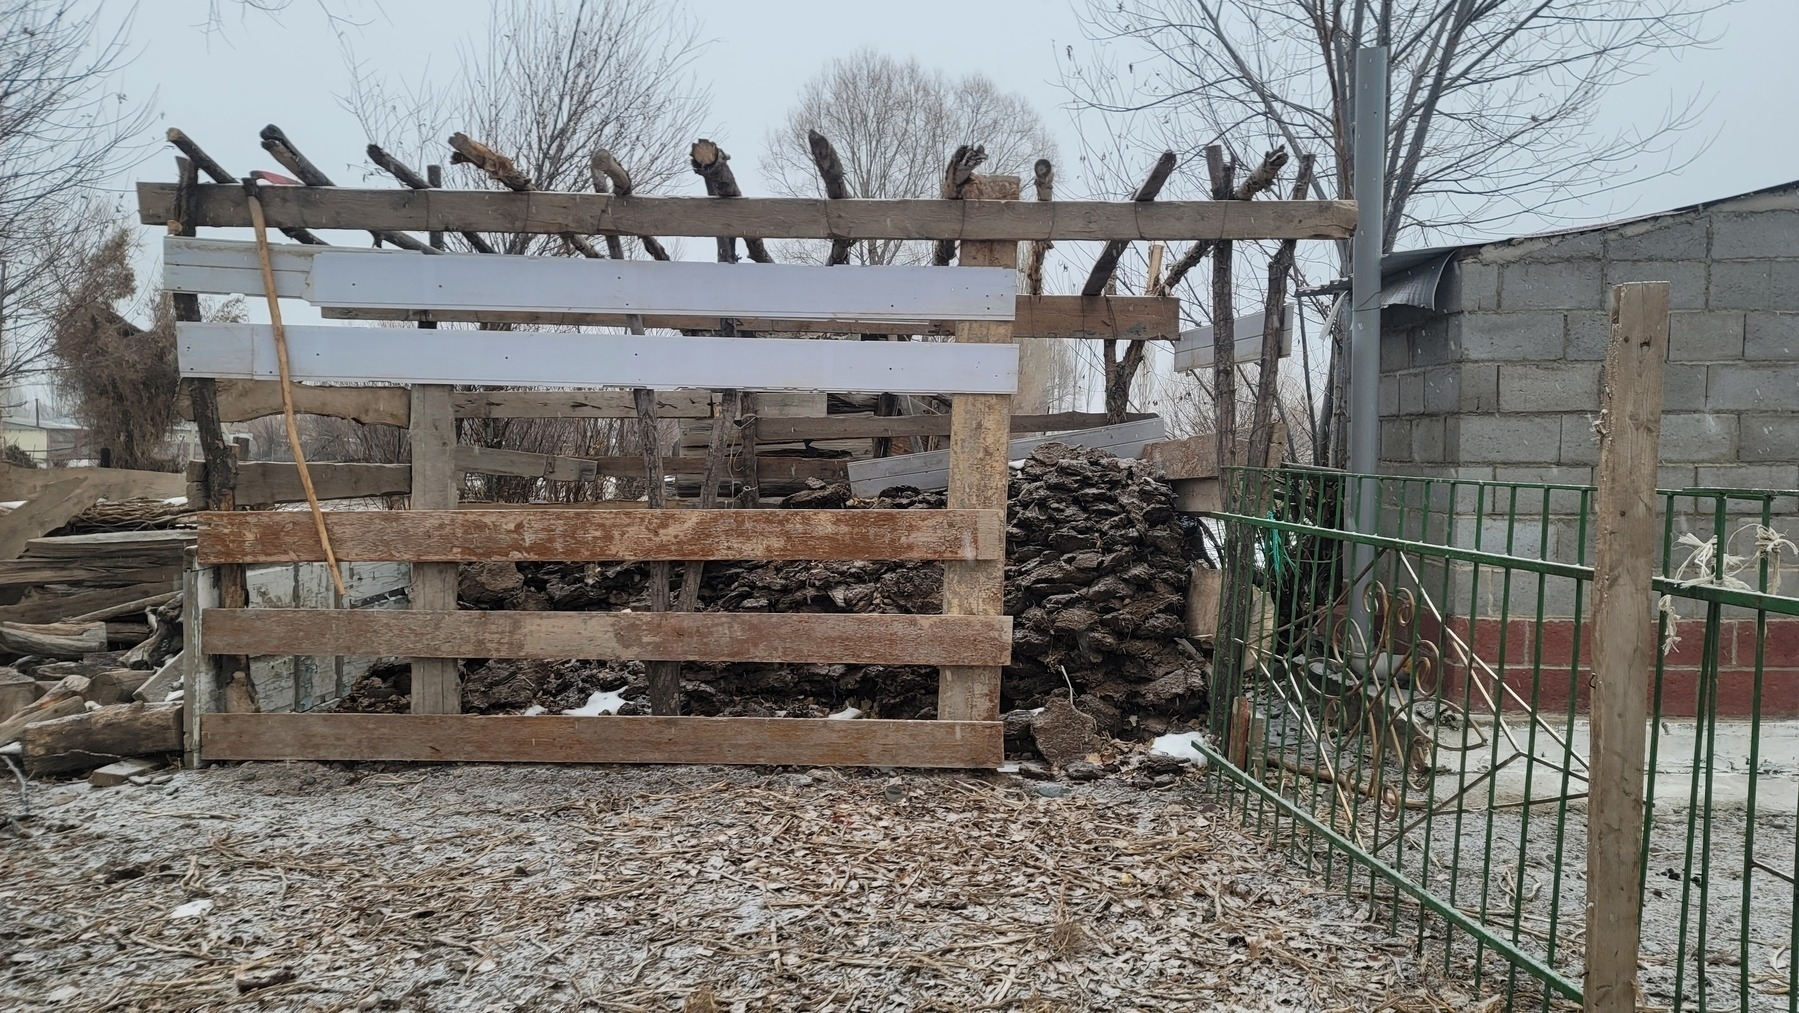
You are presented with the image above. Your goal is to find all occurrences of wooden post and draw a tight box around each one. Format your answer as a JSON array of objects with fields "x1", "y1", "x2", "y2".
[
  {"x1": 1583, "y1": 281, "x2": 1669, "y2": 1013},
  {"x1": 939, "y1": 174, "x2": 1020, "y2": 725},
  {"x1": 408, "y1": 384, "x2": 461, "y2": 714},
  {"x1": 180, "y1": 548, "x2": 217, "y2": 767}
]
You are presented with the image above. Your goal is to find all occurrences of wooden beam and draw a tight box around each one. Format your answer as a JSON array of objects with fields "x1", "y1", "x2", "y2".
[
  {"x1": 197, "y1": 508, "x2": 1006, "y2": 564},
  {"x1": 408, "y1": 384, "x2": 460, "y2": 715},
  {"x1": 319, "y1": 294, "x2": 1181, "y2": 341},
  {"x1": 1583, "y1": 282, "x2": 1670, "y2": 1013},
  {"x1": 455, "y1": 448, "x2": 846, "y2": 485},
  {"x1": 453, "y1": 446, "x2": 597, "y2": 483},
  {"x1": 234, "y1": 462, "x2": 412, "y2": 506},
  {"x1": 1140, "y1": 433, "x2": 1223, "y2": 480},
  {"x1": 176, "y1": 324, "x2": 1021, "y2": 396},
  {"x1": 200, "y1": 609, "x2": 1013, "y2": 667},
  {"x1": 848, "y1": 418, "x2": 1165, "y2": 497},
  {"x1": 453, "y1": 390, "x2": 714, "y2": 419},
  {"x1": 201, "y1": 713, "x2": 1003, "y2": 768},
  {"x1": 0, "y1": 465, "x2": 187, "y2": 504},
  {"x1": 940, "y1": 176, "x2": 1020, "y2": 726},
  {"x1": 138, "y1": 183, "x2": 1358, "y2": 241},
  {"x1": 754, "y1": 411, "x2": 1157, "y2": 442},
  {"x1": 179, "y1": 378, "x2": 412, "y2": 426}
]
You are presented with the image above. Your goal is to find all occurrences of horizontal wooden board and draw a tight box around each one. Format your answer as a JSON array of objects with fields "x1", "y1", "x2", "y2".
[
  {"x1": 141, "y1": 183, "x2": 1359, "y2": 241},
  {"x1": 453, "y1": 390, "x2": 714, "y2": 419},
  {"x1": 201, "y1": 713, "x2": 1004, "y2": 768},
  {"x1": 1171, "y1": 303, "x2": 1294, "y2": 373},
  {"x1": 310, "y1": 251, "x2": 1016, "y2": 321},
  {"x1": 320, "y1": 294, "x2": 1180, "y2": 341},
  {"x1": 846, "y1": 417, "x2": 1168, "y2": 497},
  {"x1": 201, "y1": 609, "x2": 1013, "y2": 666},
  {"x1": 180, "y1": 378, "x2": 413, "y2": 426},
  {"x1": 235, "y1": 462, "x2": 412, "y2": 506},
  {"x1": 455, "y1": 447, "x2": 846, "y2": 484},
  {"x1": 197, "y1": 508, "x2": 1005, "y2": 563},
  {"x1": 0, "y1": 464, "x2": 187, "y2": 502},
  {"x1": 755, "y1": 411, "x2": 1157, "y2": 442},
  {"x1": 1140, "y1": 434, "x2": 1223, "y2": 480},
  {"x1": 177, "y1": 324, "x2": 1020, "y2": 395}
]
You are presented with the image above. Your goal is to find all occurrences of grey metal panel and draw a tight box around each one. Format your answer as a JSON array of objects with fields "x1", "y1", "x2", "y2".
[{"x1": 846, "y1": 418, "x2": 1167, "y2": 497}]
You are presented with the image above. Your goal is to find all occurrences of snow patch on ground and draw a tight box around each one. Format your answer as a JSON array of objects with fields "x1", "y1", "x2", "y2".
[
  {"x1": 1148, "y1": 731, "x2": 1209, "y2": 766},
  {"x1": 826, "y1": 707, "x2": 862, "y2": 720},
  {"x1": 562, "y1": 690, "x2": 626, "y2": 716}
]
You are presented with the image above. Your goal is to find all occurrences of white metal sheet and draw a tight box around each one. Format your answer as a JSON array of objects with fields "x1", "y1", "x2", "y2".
[
  {"x1": 846, "y1": 417, "x2": 1167, "y2": 497},
  {"x1": 304, "y1": 250, "x2": 1016, "y2": 321},
  {"x1": 1171, "y1": 303, "x2": 1294, "y2": 373},
  {"x1": 176, "y1": 323, "x2": 1019, "y2": 395}
]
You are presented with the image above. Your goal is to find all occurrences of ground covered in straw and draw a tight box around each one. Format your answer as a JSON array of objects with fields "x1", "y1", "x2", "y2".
[{"x1": 3, "y1": 763, "x2": 1493, "y2": 1011}]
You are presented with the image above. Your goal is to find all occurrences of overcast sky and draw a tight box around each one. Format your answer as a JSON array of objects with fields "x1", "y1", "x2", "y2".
[{"x1": 103, "y1": 0, "x2": 1799, "y2": 242}]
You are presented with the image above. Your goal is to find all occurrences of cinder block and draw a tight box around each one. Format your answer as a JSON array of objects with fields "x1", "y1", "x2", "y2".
[
  {"x1": 1657, "y1": 465, "x2": 1698, "y2": 491},
  {"x1": 1706, "y1": 363, "x2": 1799, "y2": 411},
  {"x1": 1656, "y1": 413, "x2": 1738, "y2": 463},
  {"x1": 1454, "y1": 414, "x2": 1563, "y2": 464},
  {"x1": 1412, "y1": 315, "x2": 1462, "y2": 366},
  {"x1": 1454, "y1": 260, "x2": 1500, "y2": 311},
  {"x1": 1500, "y1": 260, "x2": 1602, "y2": 310},
  {"x1": 1744, "y1": 312, "x2": 1799, "y2": 360},
  {"x1": 1710, "y1": 260, "x2": 1799, "y2": 310},
  {"x1": 1491, "y1": 464, "x2": 1597, "y2": 488},
  {"x1": 1668, "y1": 312, "x2": 1745, "y2": 361},
  {"x1": 1461, "y1": 312, "x2": 1566, "y2": 360},
  {"x1": 1608, "y1": 260, "x2": 1706, "y2": 310},
  {"x1": 1399, "y1": 372, "x2": 1426, "y2": 415},
  {"x1": 1608, "y1": 215, "x2": 1707, "y2": 261},
  {"x1": 1413, "y1": 416, "x2": 1447, "y2": 463},
  {"x1": 1458, "y1": 362, "x2": 1501, "y2": 412},
  {"x1": 1381, "y1": 418, "x2": 1413, "y2": 462},
  {"x1": 1709, "y1": 209, "x2": 1799, "y2": 260},
  {"x1": 1695, "y1": 463, "x2": 1799, "y2": 491},
  {"x1": 1662, "y1": 363, "x2": 1709, "y2": 412},
  {"x1": 1379, "y1": 373, "x2": 1400, "y2": 415},
  {"x1": 1381, "y1": 329, "x2": 1411, "y2": 371},
  {"x1": 1565, "y1": 312, "x2": 1609, "y2": 360},
  {"x1": 1499, "y1": 362, "x2": 1600, "y2": 413},
  {"x1": 1739, "y1": 414, "x2": 1799, "y2": 462},
  {"x1": 1560, "y1": 414, "x2": 1601, "y2": 466},
  {"x1": 1422, "y1": 366, "x2": 1460, "y2": 414}
]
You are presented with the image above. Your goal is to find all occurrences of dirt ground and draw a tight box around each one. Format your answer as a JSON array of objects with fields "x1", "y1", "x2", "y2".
[{"x1": 1, "y1": 762, "x2": 1499, "y2": 1012}]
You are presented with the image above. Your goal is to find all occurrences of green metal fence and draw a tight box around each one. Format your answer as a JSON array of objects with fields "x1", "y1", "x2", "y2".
[{"x1": 1201, "y1": 466, "x2": 1799, "y2": 1011}]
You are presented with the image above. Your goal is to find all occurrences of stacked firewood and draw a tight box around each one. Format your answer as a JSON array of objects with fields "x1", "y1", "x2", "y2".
[{"x1": 441, "y1": 444, "x2": 1211, "y2": 729}]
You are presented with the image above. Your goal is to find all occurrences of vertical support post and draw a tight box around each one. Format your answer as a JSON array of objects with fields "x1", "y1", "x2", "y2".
[
  {"x1": 1346, "y1": 45, "x2": 1389, "y2": 653},
  {"x1": 408, "y1": 384, "x2": 461, "y2": 713},
  {"x1": 180, "y1": 547, "x2": 218, "y2": 767},
  {"x1": 939, "y1": 174, "x2": 1020, "y2": 725},
  {"x1": 1584, "y1": 281, "x2": 1669, "y2": 1013}
]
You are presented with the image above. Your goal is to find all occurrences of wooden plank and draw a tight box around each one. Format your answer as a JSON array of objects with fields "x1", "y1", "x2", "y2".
[
  {"x1": 453, "y1": 390, "x2": 713, "y2": 419},
  {"x1": 0, "y1": 582, "x2": 177, "y2": 625},
  {"x1": 1583, "y1": 282, "x2": 1670, "y2": 1013},
  {"x1": 847, "y1": 417, "x2": 1167, "y2": 497},
  {"x1": 140, "y1": 183, "x2": 1359, "y2": 241},
  {"x1": 197, "y1": 508, "x2": 1006, "y2": 564},
  {"x1": 201, "y1": 609, "x2": 1013, "y2": 667},
  {"x1": 940, "y1": 176, "x2": 1020, "y2": 726},
  {"x1": 201, "y1": 713, "x2": 1003, "y2": 768},
  {"x1": 1140, "y1": 433, "x2": 1223, "y2": 480},
  {"x1": 456, "y1": 448, "x2": 845, "y2": 485},
  {"x1": 1, "y1": 464, "x2": 186, "y2": 502},
  {"x1": 409, "y1": 384, "x2": 460, "y2": 715},
  {"x1": 0, "y1": 476, "x2": 105, "y2": 561},
  {"x1": 180, "y1": 379, "x2": 411, "y2": 426},
  {"x1": 1170, "y1": 478, "x2": 1222, "y2": 514},
  {"x1": 234, "y1": 462, "x2": 412, "y2": 506},
  {"x1": 308, "y1": 251, "x2": 1016, "y2": 321},
  {"x1": 176, "y1": 324, "x2": 1021, "y2": 396},
  {"x1": 321, "y1": 294, "x2": 1181, "y2": 341},
  {"x1": 756, "y1": 411, "x2": 1156, "y2": 442}
]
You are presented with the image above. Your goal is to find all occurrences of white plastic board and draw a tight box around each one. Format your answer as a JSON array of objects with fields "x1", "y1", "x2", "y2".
[
  {"x1": 1171, "y1": 303, "x2": 1293, "y2": 373},
  {"x1": 176, "y1": 323, "x2": 1020, "y2": 395},
  {"x1": 846, "y1": 417, "x2": 1167, "y2": 497}
]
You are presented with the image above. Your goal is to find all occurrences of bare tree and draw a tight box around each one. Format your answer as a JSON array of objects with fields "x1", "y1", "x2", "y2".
[
  {"x1": 343, "y1": 0, "x2": 710, "y2": 256},
  {"x1": 1062, "y1": 0, "x2": 1723, "y2": 462},
  {"x1": 0, "y1": 0, "x2": 152, "y2": 400},
  {"x1": 761, "y1": 49, "x2": 1058, "y2": 267}
]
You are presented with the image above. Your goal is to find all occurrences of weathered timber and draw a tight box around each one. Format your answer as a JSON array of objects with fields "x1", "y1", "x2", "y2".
[
  {"x1": 589, "y1": 149, "x2": 670, "y2": 260},
  {"x1": 0, "y1": 464, "x2": 186, "y2": 502},
  {"x1": 135, "y1": 183, "x2": 1359, "y2": 241},
  {"x1": 448, "y1": 131, "x2": 601, "y2": 258},
  {"x1": 0, "y1": 621, "x2": 108, "y2": 657},
  {"x1": 454, "y1": 449, "x2": 847, "y2": 485},
  {"x1": 0, "y1": 668, "x2": 41, "y2": 722},
  {"x1": 201, "y1": 609, "x2": 1013, "y2": 667},
  {"x1": 202, "y1": 713, "x2": 1003, "y2": 768},
  {"x1": 1025, "y1": 159, "x2": 1054, "y2": 295},
  {"x1": 165, "y1": 129, "x2": 323, "y2": 244},
  {"x1": 134, "y1": 649, "x2": 185, "y2": 704},
  {"x1": 453, "y1": 446, "x2": 597, "y2": 483},
  {"x1": 319, "y1": 294, "x2": 1178, "y2": 341},
  {"x1": 1140, "y1": 433, "x2": 1224, "y2": 480},
  {"x1": 366, "y1": 143, "x2": 496, "y2": 253},
  {"x1": 807, "y1": 130, "x2": 856, "y2": 266},
  {"x1": 0, "y1": 475, "x2": 107, "y2": 561},
  {"x1": 755, "y1": 410, "x2": 1156, "y2": 442},
  {"x1": 181, "y1": 378, "x2": 411, "y2": 426},
  {"x1": 259, "y1": 124, "x2": 432, "y2": 253},
  {"x1": 933, "y1": 144, "x2": 988, "y2": 266},
  {"x1": 409, "y1": 384, "x2": 460, "y2": 715},
  {"x1": 89, "y1": 757, "x2": 163, "y2": 787},
  {"x1": 22, "y1": 702, "x2": 183, "y2": 775},
  {"x1": 1246, "y1": 156, "x2": 1314, "y2": 468},
  {"x1": 940, "y1": 174, "x2": 1019, "y2": 724},
  {"x1": 196, "y1": 509, "x2": 1006, "y2": 564},
  {"x1": 453, "y1": 390, "x2": 713, "y2": 419},
  {"x1": 691, "y1": 139, "x2": 771, "y2": 264},
  {"x1": 233, "y1": 462, "x2": 412, "y2": 506}
]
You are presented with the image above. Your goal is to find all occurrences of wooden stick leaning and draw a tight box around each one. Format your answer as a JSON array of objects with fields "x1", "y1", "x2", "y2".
[{"x1": 243, "y1": 180, "x2": 347, "y2": 598}]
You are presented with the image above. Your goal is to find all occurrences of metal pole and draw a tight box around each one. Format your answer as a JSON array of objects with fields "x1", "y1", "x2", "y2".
[{"x1": 1347, "y1": 45, "x2": 1388, "y2": 660}]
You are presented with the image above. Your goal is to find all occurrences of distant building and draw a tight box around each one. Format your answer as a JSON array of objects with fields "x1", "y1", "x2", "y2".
[{"x1": 2, "y1": 399, "x2": 90, "y2": 466}]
